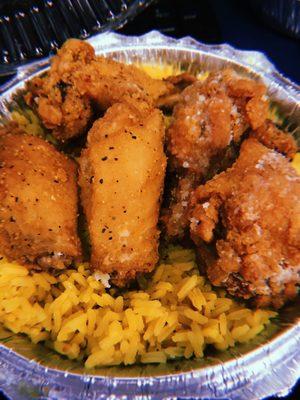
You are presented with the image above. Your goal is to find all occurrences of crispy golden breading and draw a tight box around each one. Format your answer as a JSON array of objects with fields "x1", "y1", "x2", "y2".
[
  {"x1": 79, "y1": 101, "x2": 166, "y2": 285},
  {"x1": 161, "y1": 173, "x2": 198, "y2": 239},
  {"x1": 0, "y1": 129, "x2": 81, "y2": 268},
  {"x1": 250, "y1": 119, "x2": 297, "y2": 159},
  {"x1": 167, "y1": 69, "x2": 268, "y2": 175},
  {"x1": 25, "y1": 40, "x2": 94, "y2": 142},
  {"x1": 34, "y1": 85, "x2": 93, "y2": 142},
  {"x1": 72, "y1": 56, "x2": 172, "y2": 111},
  {"x1": 163, "y1": 69, "x2": 297, "y2": 240},
  {"x1": 190, "y1": 138, "x2": 300, "y2": 308},
  {"x1": 25, "y1": 39, "x2": 171, "y2": 142}
]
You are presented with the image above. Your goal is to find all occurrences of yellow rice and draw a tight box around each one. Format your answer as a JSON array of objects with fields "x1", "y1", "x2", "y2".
[{"x1": 0, "y1": 248, "x2": 277, "y2": 368}]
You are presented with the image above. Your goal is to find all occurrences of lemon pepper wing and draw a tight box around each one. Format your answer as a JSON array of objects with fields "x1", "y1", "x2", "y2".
[
  {"x1": 79, "y1": 101, "x2": 166, "y2": 285},
  {"x1": 0, "y1": 130, "x2": 81, "y2": 268}
]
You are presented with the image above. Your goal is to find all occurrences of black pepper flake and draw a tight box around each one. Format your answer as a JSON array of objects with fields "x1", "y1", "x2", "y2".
[
  {"x1": 56, "y1": 81, "x2": 70, "y2": 101},
  {"x1": 101, "y1": 156, "x2": 108, "y2": 161},
  {"x1": 49, "y1": 228, "x2": 53, "y2": 232},
  {"x1": 109, "y1": 236, "x2": 113, "y2": 240},
  {"x1": 99, "y1": 178, "x2": 104, "y2": 184},
  {"x1": 114, "y1": 158, "x2": 118, "y2": 161},
  {"x1": 109, "y1": 146, "x2": 114, "y2": 150},
  {"x1": 123, "y1": 210, "x2": 127, "y2": 214},
  {"x1": 9, "y1": 216, "x2": 16, "y2": 222},
  {"x1": 89, "y1": 176, "x2": 94, "y2": 183},
  {"x1": 102, "y1": 228, "x2": 106, "y2": 233},
  {"x1": 15, "y1": 197, "x2": 19, "y2": 203},
  {"x1": 132, "y1": 135, "x2": 137, "y2": 140},
  {"x1": 104, "y1": 134, "x2": 108, "y2": 138},
  {"x1": 35, "y1": 198, "x2": 39, "y2": 202}
]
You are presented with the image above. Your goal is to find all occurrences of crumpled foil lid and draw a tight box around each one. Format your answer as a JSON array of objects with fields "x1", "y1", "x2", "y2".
[{"x1": 0, "y1": 31, "x2": 299, "y2": 400}]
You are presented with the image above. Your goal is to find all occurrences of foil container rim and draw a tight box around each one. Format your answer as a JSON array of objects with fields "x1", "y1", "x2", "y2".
[
  {"x1": 0, "y1": 30, "x2": 299, "y2": 399},
  {"x1": 0, "y1": 30, "x2": 299, "y2": 102},
  {"x1": 0, "y1": 318, "x2": 299, "y2": 380}
]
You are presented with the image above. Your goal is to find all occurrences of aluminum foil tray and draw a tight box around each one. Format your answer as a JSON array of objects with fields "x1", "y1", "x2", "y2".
[{"x1": 0, "y1": 31, "x2": 299, "y2": 400}]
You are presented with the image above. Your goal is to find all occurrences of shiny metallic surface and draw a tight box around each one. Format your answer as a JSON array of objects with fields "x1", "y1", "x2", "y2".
[{"x1": 0, "y1": 31, "x2": 299, "y2": 400}]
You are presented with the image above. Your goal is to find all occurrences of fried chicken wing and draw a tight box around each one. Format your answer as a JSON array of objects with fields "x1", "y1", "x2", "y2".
[
  {"x1": 25, "y1": 40, "x2": 95, "y2": 142},
  {"x1": 190, "y1": 138, "x2": 300, "y2": 308},
  {"x1": 163, "y1": 69, "x2": 297, "y2": 240},
  {"x1": 72, "y1": 56, "x2": 172, "y2": 111},
  {"x1": 25, "y1": 39, "x2": 172, "y2": 142},
  {"x1": 79, "y1": 101, "x2": 166, "y2": 285},
  {"x1": 167, "y1": 69, "x2": 268, "y2": 175},
  {"x1": 0, "y1": 128, "x2": 81, "y2": 268}
]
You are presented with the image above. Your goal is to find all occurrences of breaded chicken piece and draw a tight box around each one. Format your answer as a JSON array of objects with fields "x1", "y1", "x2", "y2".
[
  {"x1": 73, "y1": 56, "x2": 172, "y2": 111},
  {"x1": 161, "y1": 173, "x2": 198, "y2": 239},
  {"x1": 0, "y1": 128, "x2": 81, "y2": 268},
  {"x1": 24, "y1": 40, "x2": 95, "y2": 142},
  {"x1": 25, "y1": 39, "x2": 172, "y2": 142},
  {"x1": 167, "y1": 69, "x2": 268, "y2": 175},
  {"x1": 163, "y1": 70, "x2": 268, "y2": 240},
  {"x1": 163, "y1": 69, "x2": 297, "y2": 240},
  {"x1": 190, "y1": 138, "x2": 300, "y2": 308},
  {"x1": 250, "y1": 119, "x2": 297, "y2": 159},
  {"x1": 79, "y1": 101, "x2": 166, "y2": 285}
]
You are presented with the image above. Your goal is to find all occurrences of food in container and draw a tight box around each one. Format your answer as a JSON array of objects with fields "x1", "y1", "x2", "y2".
[{"x1": 0, "y1": 31, "x2": 299, "y2": 400}]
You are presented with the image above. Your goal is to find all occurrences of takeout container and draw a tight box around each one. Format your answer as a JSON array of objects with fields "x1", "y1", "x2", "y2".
[
  {"x1": 0, "y1": 31, "x2": 299, "y2": 400},
  {"x1": 0, "y1": 0, "x2": 153, "y2": 66}
]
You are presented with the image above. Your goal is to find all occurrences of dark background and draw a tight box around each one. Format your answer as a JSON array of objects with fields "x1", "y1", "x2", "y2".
[
  {"x1": 121, "y1": 0, "x2": 300, "y2": 84},
  {"x1": 0, "y1": 0, "x2": 299, "y2": 399}
]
